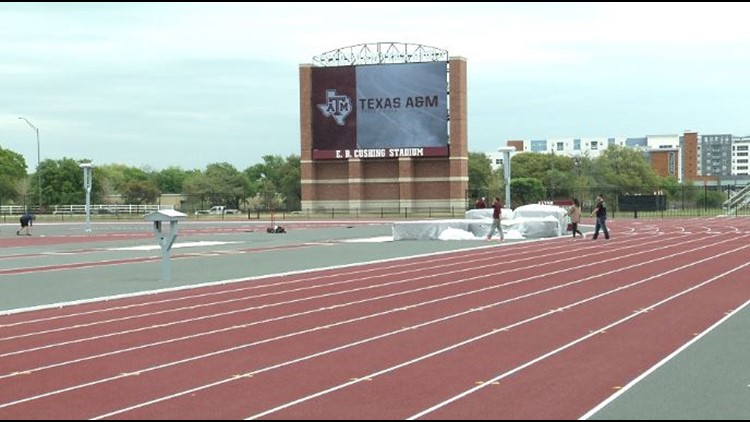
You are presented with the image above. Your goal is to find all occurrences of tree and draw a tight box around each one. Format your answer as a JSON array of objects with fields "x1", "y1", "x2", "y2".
[
  {"x1": 468, "y1": 152, "x2": 493, "y2": 200},
  {"x1": 96, "y1": 164, "x2": 136, "y2": 193},
  {"x1": 511, "y1": 153, "x2": 550, "y2": 181},
  {"x1": 37, "y1": 158, "x2": 104, "y2": 205},
  {"x1": 510, "y1": 177, "x2": 546, "y2": 207},
  {"x1": 244, "y1": 155, "x2": 300, "y2": 211},
  {"x1": 511, "y1": 152, "x2": 575, "y2": 199},
  {"x1": 184, "y1": 162, "x2": 249, "y2": 209},
  {"x1": 154, "y1": 166, "x2": 192, "y2": 194},
  {"x1": 0, "y1": 146, "x2": 27, "y2": 203},
  {"x1": 247, "y1": 179, "x2": 286, "y2": 211},
  {"x1": 121, "y1": 180, "x2": 161, "y2": 204},
  {"x1": 278, "y1": 155, "x2": 301, "y2": 211},
  {"x1": 489, "y1": 166, "x2": 503, "y2": 199},
  {"x1": 659, "y1": 176, "x2": 681, "y2": 199},
  {"x1": 696, "y1": 190, "x2": 726, "y2": 209},
  {"x1": 568, "y1": 155, "x2": 598, "y2": 201},
  {"x1": 123, "y1": 166, "x2": 150, "y2": 182},
  {"x1": 596, "y1": 146, "x2": 659, "y2": 194}
]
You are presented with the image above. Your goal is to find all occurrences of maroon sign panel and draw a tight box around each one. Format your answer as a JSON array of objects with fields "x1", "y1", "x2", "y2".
[{"x1": 311, "y1": 62, "x2": 449, "y2": 160}]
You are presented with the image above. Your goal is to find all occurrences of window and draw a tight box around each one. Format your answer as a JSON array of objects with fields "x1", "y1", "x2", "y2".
[
  {"x1": 591, "y1": 141, "x2": 599, "y2": 150},
  {"x1": 668, "y1": 152, "x2": 676, "y2": 175},
  {"x1": 556, "y1": 142, "x2": 564, "y2": 151},
  {"x1": 530, "y1": 140, "x2": 547, "y2": 152}
]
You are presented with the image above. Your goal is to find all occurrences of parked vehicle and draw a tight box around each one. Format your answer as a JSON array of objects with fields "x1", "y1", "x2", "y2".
[{"x1": 195, "y1": 206, "x2": 240, "y2": 215}]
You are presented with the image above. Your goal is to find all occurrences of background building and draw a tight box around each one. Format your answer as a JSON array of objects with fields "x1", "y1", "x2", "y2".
[{"x1": 490, "y1": 131, "x2": 749, "y2": 185}]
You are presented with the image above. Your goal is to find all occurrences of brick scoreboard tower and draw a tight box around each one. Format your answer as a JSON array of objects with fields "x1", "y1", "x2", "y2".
[{"x1": 299, "y1": 43, "x2": 468, "y2": 213}]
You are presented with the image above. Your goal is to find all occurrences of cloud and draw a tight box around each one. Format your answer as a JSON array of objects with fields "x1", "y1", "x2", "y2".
[{"x1": 1, "y1": 3, "x2": 749, "y2": 170}]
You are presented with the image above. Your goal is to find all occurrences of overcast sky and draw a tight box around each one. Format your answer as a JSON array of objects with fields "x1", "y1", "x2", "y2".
[{"x1": 2, "y1": 2, "x2": 749, "y2": 171}]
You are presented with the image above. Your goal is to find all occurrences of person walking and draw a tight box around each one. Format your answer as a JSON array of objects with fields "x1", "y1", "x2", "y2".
[
  {"x1": 567, "y1": 198, "x2": 584, "y2": 238},
  {"x1": 486, "y1": 197, "x2": 504, "y2": 241},
  {"x1": 17, "y1": 212, "x2": 34, "y2": 236},
  {"x1": 590, "y1": 194, "x2": 610, "y2": 240}
]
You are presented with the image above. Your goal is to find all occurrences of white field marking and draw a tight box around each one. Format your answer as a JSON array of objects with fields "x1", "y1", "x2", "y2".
[
  {"x1": 407, "y1": 259, "x2": 750, "y2": 420},
  {"x1": 106, "y1": 241, "x2": 241, "y2": 251},
  {"x1": 85, "y1": 238, "x2": 749, "y2": 420},
  {"x1": 0, "y1": 256, "x2": 166, "y2": 276},
  {"x1": 0, "y1": 238, "x2": 566, "y2": 336},
  {"x1": 0, "y1": 220, "x2": 393, "y2": 229},
  {"x1": 0, "y1": 233, "x2": 635, "y2": 333},
  {"x1": 39, "y1": 252, "x2": 79, "y2": 256},
  {"x1": 0, "y1": 235, "x2": 556, "y2": 317},
  {"x1": 0, "y1": 238, "x2": 586, "y2": 334},
  {"x1": 341, "y1": 236, "x2": 393, "y2": 243},
  {"x1": 579, "y1": 298, "x2": 750, "y2": 420},
  {"x1": 0, "y1": 232, "x2": 683, "y2": 352},
  {"x1": 4, "y1": 221, "x2": 725, "y2": 326},
  {"x1": 1, "y1": 234, "x2": 733, "y2": 413},
  {"x1": 0, "y1": 233, "x2": 699, "y2": 381}
]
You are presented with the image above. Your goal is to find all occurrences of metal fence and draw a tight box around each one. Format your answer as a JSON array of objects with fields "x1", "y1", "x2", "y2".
[
  {"x1": 3, "y1": 185, "x2": 748, "y2": 221},
  {"x1": 467, "y1": 185, "x2": 750, "y2": 218}
]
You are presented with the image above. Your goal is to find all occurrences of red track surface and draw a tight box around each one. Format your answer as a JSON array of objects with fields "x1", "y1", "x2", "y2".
[{"x1": 0, "y1": 218, "x2": 748, "y2": 419}]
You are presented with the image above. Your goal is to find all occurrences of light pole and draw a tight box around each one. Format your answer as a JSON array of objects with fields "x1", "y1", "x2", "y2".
[
  {"x1": 80, "y1": 162, "x2": 93, "y2": 233},
  {"x1": 497, "y1": 146, "x2": 516, "y2": 208},
  {"x1": 18, "y1": 117, "x2": 42, "y2": 212}
]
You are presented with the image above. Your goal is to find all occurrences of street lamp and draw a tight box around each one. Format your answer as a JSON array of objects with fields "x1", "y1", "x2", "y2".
[
  {"x1": 497, "y1": 146, "x2": 516, "y2": 208},
  {"x1": 18, "y1": 117, "x2": 42, "y2": 212},
  {"x1": 80, "y1": 162, "x2": 93, "y2": 233}
]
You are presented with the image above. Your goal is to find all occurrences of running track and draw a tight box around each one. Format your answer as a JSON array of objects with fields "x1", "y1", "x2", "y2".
[{"x1": 0, "y1": 218, "x2": 748, "y2": 419}]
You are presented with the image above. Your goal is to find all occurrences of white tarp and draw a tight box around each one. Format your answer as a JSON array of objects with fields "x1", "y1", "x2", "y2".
[
  {"x1": 512, "y1": 204, "x2": 568, "y2": 236},
  {"x1": 464, "y1": 207, "x2": 515, "y2": 220},
  {"x1": 393, "y1": 219, "x2": 489, "y2": 240},
  {"x1": 393, "y1": 204, "x2": 569, "y2": 241},
  {"x1": 512, "y1": 216, "x2": 561, "y2": 238},
  {"x1": 438, "y1": 227, "x2": 479, "y2": 240}
]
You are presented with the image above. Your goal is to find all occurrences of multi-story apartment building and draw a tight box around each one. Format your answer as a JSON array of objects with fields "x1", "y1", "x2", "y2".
[
  {"x1": 699, "y1": 134, "x2": 733, "y2": 177},
  {"x1": 730, "y1": 136, "x2": 750, "y2": 176},
  {"x1": 488, "y1": 131, "x2": 749, "y2": 184}
]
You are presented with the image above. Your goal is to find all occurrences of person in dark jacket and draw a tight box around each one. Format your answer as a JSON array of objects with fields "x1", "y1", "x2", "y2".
[
  {"x1": 17, "y1": 213, "x2": 34, "y2": 236},
  {"x1": 590, "y1": 194, "x2": 610, "y2": 240}
]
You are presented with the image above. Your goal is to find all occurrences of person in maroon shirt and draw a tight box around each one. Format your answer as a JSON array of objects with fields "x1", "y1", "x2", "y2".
[{"x1": 486, "y1": 197, "x2": 504, "y2": 241}]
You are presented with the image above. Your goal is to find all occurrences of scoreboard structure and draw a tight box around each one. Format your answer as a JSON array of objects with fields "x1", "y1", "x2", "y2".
[{"x1": 300, "y1": 43, "x2": 468, "y2": 212}]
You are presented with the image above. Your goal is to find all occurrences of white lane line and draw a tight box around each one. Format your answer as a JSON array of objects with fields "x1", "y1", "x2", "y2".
[
  {"x1": 0, "y1": 234, "x2": 679, "y2": 385},
  {"x1": 2, "y1": 234, "x2": 732, "y2": 414},
  {"x1": 409, "y1": 260, "x2": 750, "y2": 420},
  {"x1": 97, "y1": 239, "x2": 749, "y2": 420},
  {"x1": 0, "y1": 234, "x2": 651, "y2": 339},
  {"x1": 0, "y1": 234, "x2": 686, "y2": 356},
  {"x1": 579, "y1": 298, "x2": 750, "y2": 420},
  {"x1": 106, "y1": 241, "x2": 241, "y2": 251},
  {"x1": 0, "y1": 236, "x2": 553, "y2": 317}
]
